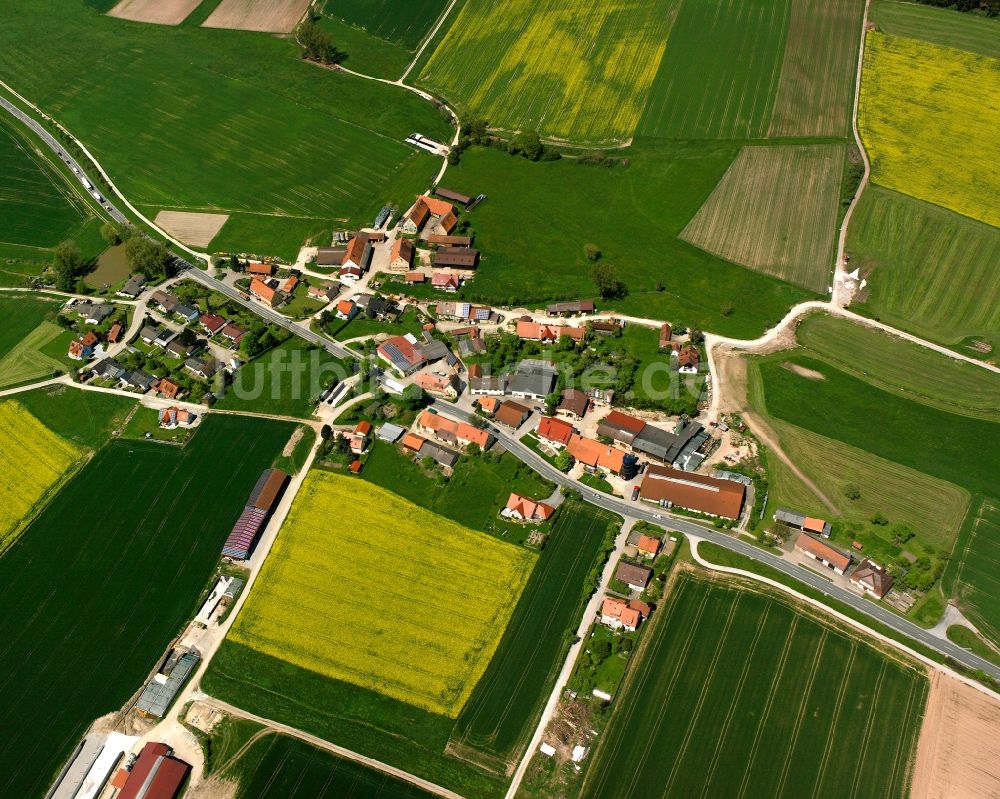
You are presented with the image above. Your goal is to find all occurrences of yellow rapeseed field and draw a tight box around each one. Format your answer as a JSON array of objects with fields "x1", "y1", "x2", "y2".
[
  {"x1": 859, "y1": 32, "x2": 1000, "y2": 228},
  {"x1": 231, "y1": 471, "x2": 535, "y2": 717},
  {"x1": 420, "y1": 0, "x2": 675, "y2": 142},
  {"x1": 0, "y1": 401, "x2": 80, "y2": 548}
]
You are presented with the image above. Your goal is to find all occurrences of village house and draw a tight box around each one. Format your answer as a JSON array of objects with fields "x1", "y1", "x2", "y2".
[
  {"x1": 588, "y1": 387, "x2": 615, "y2": 407},
  {"x1": 413, "y1": 371, "x2": 459, "y2": 399},
  {"x1": 200, "y1": 313, "x2": 227, "y2": 336},
  {"x1": 537, "y1": 415, "x2": 574, "y2": 448},
  {"x1": 401, "y1": 197, "x2": 431, "y2": 233},
  {"x1": 335, "y1": 299, "x2": 356, "y2": 320},
  {"x1": 600, "y1": 597, "x2": 647, "y2": 632},
  {"x1": 637, "y1": 535, "x2": 661, "y2": 559},
  {"x1": 850, "y1": 558, "x2": 894, "y2": 598},
  {"x1": 774, "y1": 509, "x2": 833, "y2": 538},
  {"x1": 401, "y1": 432, "x2": 426, "y2": 453},
  {"x1": 281, "y1": 275, "x2": 298, "y2": 294},
  {"x1": 74, "y1": 301, "x2": 114, "y2": 324},
  {"x1": 220, "y1": 323, "x2": 245, "y2": 346},
  {"x1": 501, "y1": 493, "x2": 554, "y2": 522},
  {"x1": 494, "y1": 400, "x2": 531, "y2": 430},
  {"x1": 389, "y1": 237, "x2": 415, "y2": 272},
  {"x1": 68, "y1": 330, "x2": 99, "y2": 360},
  {"x1": 149, "y1": 291, "x2": 177, "y2": 314},
  {"x1": 107, "y1": 322, "x2": 123, "y2": 344},
  {"x1": 185, "y1": 357, "x2": 218, "y2": 380},
  {"x1": 477, "y1": 396, "x2": 500, "y2": 416},
  {"x1": 678, "y1": 345, "x2": 700, "y2": 373},
  {"x1": 160, "y1": 406, "x2": 194, "y2": 429},
  {"x1": 308, "y1": 282, "x2": 339, "y2": 302},
  {"x1": 249, "y1": 277, "x2": 279, "y2": 308},
  {"x1": 139, "y1": 324, "x2": 162, "y2": 345},
  {"x1": 417, "y1": 409, "x2": 493, "y2": 450},
  {"x1": 123, "y1": 369, "x2": 156, "y2": 392},
  {"x1": 470, "y1": 375, "x2": 507, "y2": 396},
  {"x1": 173, "y1": 303, "x2": 200, "y2": 324},
  {"x1": 794, "y1": 533, "x2": 853, "y2": 575},
  {"x1": 615, "y1": 561, "x2": 653, "y2": 592},
  {"x1": 432, "y1": 272, "x2": 461, "y2": 292},
  {"x1": 156, "y1": 378, "x2": 181, "y2": 400},
  {"x1": 165, "y1": 339, "x2": 195, "y2": 359},
  {"x1": 639, "y1": 465, "x2": 745, "y2": 519},
  {"x1": 557, "y1": 388, "x2": 589, "y2": 420},
  {"x1": 91, "y1": 358, "x2": 125, "y2": 382},
  {"x1": 516, "y1": 319, "x2": 586, "y2": 344},
  {"x1": 436, "y1": 301, "x2": 492, "y2": 323},
  {"x1": 247, "y1": 262, "x2": 274, "y2": 277},
  {"x1": 567, "y1": 434, "x2": 631, "y2": 477},
  {"x1": 419, "y1": 440, "x2": 460, "y2": 469},
  {"x1": 377, "y1": 334, "x2": 427, "y2": 375},
  {"x1": 435, "y1": 209, "x2": 458, "y2": 235},
  {"x1": 117, "y1": 274, "x2": 146, "y2": 298}
]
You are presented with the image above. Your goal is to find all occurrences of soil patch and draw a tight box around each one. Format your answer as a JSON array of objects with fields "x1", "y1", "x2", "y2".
[
  {"x1": 281, "y1": 425, "x2": 304, "y2": 457},
  {"x1": 911, "y1": 672, "x2": 1000, "y2": 799},
  {"x1": 107, "y1": 0, "x2": 203, "y2": 25},
  {"x1": 782, "y1": 360, "x2": 826, "y2": 380},
  {"x1": 154, "y1": 210, "x2": 229, "y2": 248},
  {"x1": 83, "y1": 245, "x2": 130, "y2": 289},
  {"x1": 201, "y1": 0, "x2": 312, "y2": 33}
]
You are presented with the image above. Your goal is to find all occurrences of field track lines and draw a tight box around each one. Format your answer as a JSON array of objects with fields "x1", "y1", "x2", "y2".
[
  {"x1": 810, "y1": 644, "x2": 857, "y2": 799},
  {"x1": 660, "y1": 591, "x2": 744, "y2": 798},
  {"x1": 847, "y1": 662, "x2": 886, "y2": 799},
  {"x1": 772, "y1": 630, "x2": 829, "y2": 799},
  {"x1": 589, "y1": 579, "x2": 707, "y2": 799},
  {"x1": 882, "y1": 671, "x2": 922, "y2": 799},
  {"x1": 699, "y1": 604, "x2": 774, "y2": 799},
  {"x1": 735, "y1": 616, "x2": 800, "y2": 799}
]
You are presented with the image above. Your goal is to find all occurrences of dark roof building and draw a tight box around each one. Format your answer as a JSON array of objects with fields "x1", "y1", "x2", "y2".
[
  {"x1": 509, "y1": 360, "x2": 557, "y2": 400},
  {"x1": 434, "y1": 187, "x2": 473, "y2": 205},
  {"x1": 557, "y1": 388, "x2": 589, "y2": 419},
  {"x1": 135, "y1": 650, "x2": 200, "y2": 718},
  {"x1": 774, "y1": 509, "x2": 833, "y2": 538},
  {"x1": 547, "y1": 300, "x2": 595, "y2": 316},
  {"x1": 616, "y1": 561, "x2": 653, "y2": 590},
  {"x1": 597, "y1": 410, "x2": 646, "y2": 447},
  {"x1": 433, "y1": 247, "x2": 479, "y2": 268},
  {"x1": 418, "y1": 440, "x2": 460, "y2": 468},
  {"x1": 850, "y1": 558, "x2": 894, "y2": 598},
  {"x1": 316, "y1": 247, "x2": 347, "y2": 266}
]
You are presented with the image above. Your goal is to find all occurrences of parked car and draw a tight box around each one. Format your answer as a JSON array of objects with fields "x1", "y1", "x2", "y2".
[{"x1": 631, "y1": 485, "x2": 640, "y2": 501}]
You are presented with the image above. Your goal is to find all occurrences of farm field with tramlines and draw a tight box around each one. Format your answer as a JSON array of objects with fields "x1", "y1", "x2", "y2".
[
  {"x1": 0, "y1": 414, "x2": 293, "y2": 799},
  {"x1": 581, "y1": 574, "x2": 927, "y2": 799},
  {"x1": 229, "y1": 472, "x2": 534, "y2": 717},
  {"x1": 945, "y1": 497, "x2": 1000, "y2": 647}
]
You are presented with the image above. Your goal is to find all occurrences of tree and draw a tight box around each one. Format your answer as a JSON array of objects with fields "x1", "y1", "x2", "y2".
[
  {"x1": 296, "y1": 18, "x2": 344, "y2": 64},
  {"x1": 843, "y1": 482, "x2": 861, "y2": 501},
  {"x1": 543, "y1": 391, "x2": 560, "y2": 416},
  {"x1": 871, "y1": 512, "x2": 889, "y2": 526},
  {"x1": 591, "y1": 638, "x2": 612, "y2": 661},
  {"x1": 100, "y1": 222, "x2": 125, "y2": 245},
  {"x1": 124, "y1": 235, "x2": 171, "y2": 280},
  {"x1": 590, "y1": 262, "x2": 627, "y2": 299},
  {"x1": 554, "y1": 449, "x2": 575, "y2": 472},
  {"x1": 421, "y1": 456, "x2": 435, "y2": 470},
  {"x1": 320, "y1": 424, "x2": 332, "y2": 440},
  {"x1": 400, "y1": 384, "x2": 425, "y2": 410},
  {"x1": 461, "y1": 118, "x2": 490, "y2": 144},
  {"x1": 52, "y1": 240, "x2": 82, "y2": 292},
  {"x1": 177, "y1": 328, "x2": 197, "y2": 347},
  {"x1": 465, "y1": 442, "x2": 481, "y2": 457},
  {"x1": 584, "y1": 243, "x2": 602, "y2": 261},
  {"x1": 508, "y1": 130, "x2": 544, "y2": 161}
]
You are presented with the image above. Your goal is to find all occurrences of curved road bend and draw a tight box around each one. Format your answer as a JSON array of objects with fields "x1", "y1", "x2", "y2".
[{"x1": 431, "y1": 400, "x2": 1000, "y2": 683}]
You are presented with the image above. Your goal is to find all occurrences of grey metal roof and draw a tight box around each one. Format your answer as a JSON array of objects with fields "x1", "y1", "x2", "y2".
[
  {"x1": 377, "y1": 423, "x2": 405, "y2": 442},
  {"x1": 135, "y1": 651, "x2": 200, "y2": 717},
  {"x1": 509, "y1": 361, "x2": 556, "y2": 398},
  {"x1": 419, "y1": 339, "x2": 450, "y2": 363}
]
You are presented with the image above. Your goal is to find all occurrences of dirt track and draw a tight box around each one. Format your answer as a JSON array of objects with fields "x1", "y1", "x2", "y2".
[{"x1": 911, "y1": 671, "x2": 1000, "y2": 799}]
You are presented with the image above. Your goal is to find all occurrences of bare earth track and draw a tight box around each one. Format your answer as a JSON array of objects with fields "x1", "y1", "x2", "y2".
[
  {"x1": 911, "y1": 671, "x2": 1000, "y2": 799},
  {"x1": 107, "y1": 0, "x2": 204, "y2": 25}
]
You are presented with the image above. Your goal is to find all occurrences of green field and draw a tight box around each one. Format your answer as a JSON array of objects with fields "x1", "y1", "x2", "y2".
[
  {"x1": 215, "y1": 338, "x2": 354, "y2": 418},
  {"x1": 0, "y1": 0, "x2": 451, "y2": 257},
  {"x1": 0, "y1": 113, "x2": 95, "y2": 254},
  {"x1": 793, "y1": 313, "x2": 1000, "y2": 419},
  {"x1": 451, "y1": 501, "x2": 617, "y2": 771},
  {"x1": 945, "y1": 496, "x2": 1000, "y2": 645},
  {"x1": 581, "y1": 574, "x2": 927, "y2": 799},
  {"x1": 681, "y1": 144, "x2": 843, "y2": 291},
  {"x1": 421, "y1": 0, "x2": 675, "y2": 142},
  {"x1": 767, "y1": 0, "x2": 865, "y2": 136},
  {"x1": 0, "y1": 295, "x2": 60, "y2": 361},
  {"x1": 318, "y1": 0, "x2": 447, "y2": 50},
  {"x1": 869, "y1": 0, "x2": 1000, "y2": 58},
  {"x1": 13, "y1": 385, "x2": 133, "y2": 449},
  {"x1": 227, "y1": 734, "x2": 437, "y2": 799},
  {"x1": 0, "y1": 414, "x2": 293, "y2": 799},
  {"x1": 847, "y1": 187, "x2": 1000, "y2": 353},
  {"x1": 637, "y1": 0, "x2": 788, "y2": 139},
  {"x1": 444, "y1": 145, "x2": 814, "y2": 337}
]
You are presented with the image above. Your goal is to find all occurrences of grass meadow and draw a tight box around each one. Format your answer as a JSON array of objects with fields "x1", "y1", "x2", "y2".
[
  {"x1": 945, "y1": 497, "x2": 1000, "y2": 645},
  {"x1": 636, "y1": 0, "x2": 788, "y2": 139},
  {"x1": 869, "y1": 0, "x2": 1000, "y2": 58},
  {"x1": 847, "y1": 187, "x2": 1000, "y2": 354},
  {"x1": 0, "y1": 401, "x2": 79, "y2": 551},
  {"x1": 227, "y1": 734, "x2": 437, "y2": 799},
  {"x1": 230, "y1": 472, "x2": 535, "y2": 717},
  {"x1": 0, "y1": 414, "x2": 293, "y2": 799},
  {"x1": 445, "y1": 144, "x2": 815, "y2": 337},
  {"x1": 681, "y1": 144, "x2": 843, "y2": 291},
  {"x1": 859, "y1": 32, "x2": 1000, "y2": 229},
  {"x1": 420, "y1": 0, "x2": 675, "y2": 142},
  {"x1": 0, "y1": 0, "x2": 450, "y2": 256},
  {"x1": 582, "y1": 574, "x2": 927, "y2": 799},
  {"x1": 451, "y1": 501, "x2": 617, "y2": 772},
  {"x1": 318, "y1": 0, "x2": 447, "y2": 50},
  {"x1": 767, "y1": 0, "x2": 865, "y2": 136},
  {"x1": 0, "y1": 296, "x2": 60, "y2": 360},
  {"x1": 14, "y1": 384, "x2": 134, "y2": 449}
]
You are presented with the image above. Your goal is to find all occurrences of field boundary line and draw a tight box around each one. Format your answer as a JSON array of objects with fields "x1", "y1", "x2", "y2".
[
  {"x1": 698, "y1": 602, "x2": 773, "y2": 799},
  {"x1": 401, "y1": 0, "x2": 462, "y2": 82},
  {"x1": 847, "y1": 660, "x2": 886, "y2": 798},
  {"x1": 810, "y1": 644, "x2": 857, "y2": 798},
  {"x1": 736, "y1": 616, "x2": 800, "y2": 799},
  {"x1": 886, "y1": 669, "x2": 925, "y2": 795}
]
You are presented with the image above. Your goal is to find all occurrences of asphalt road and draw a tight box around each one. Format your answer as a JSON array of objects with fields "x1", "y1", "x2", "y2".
[
  {"x1": 432, "y1": 400, "x2": 1000, "y2": 682},
  {"x1": 0, "y1": 95, "x2": 127, "y2": 225}
]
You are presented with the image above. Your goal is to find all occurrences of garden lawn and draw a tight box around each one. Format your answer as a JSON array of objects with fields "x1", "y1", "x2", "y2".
[
  {"x1": 229, "y1": 472, "x2": 535, "y2": 717},
  {"x1": 332, "y1": 305, "x2": 425, "y2": 341},
  {"x1": 581, "y1": 574, "x2": 927, "y2": 799},
  {"x1": 451, "y1": 501, "x2": 618, "y2": 772},
  {"x1": 636, "y1": 0, "x2": 788, "y2": 139},
  {"x1": 858, "y1": 32, "x2": 1000, "y2": 228},
  {"x1": 227, "y1": 734, "x2": 437, "y2": 799},
  {"x1": 0, "y1": 414, "x2": 293, "y2": 799},
  {"x1": 0, "y1": 401, "x2": 79, "y2": 551},
  {"x1": 0, "y1": 0, "x2": 450, "y2": 252},
  {"x1": 847, "y1": 187, "x2": 1000, "y2": 354},
  {"x1": 420, "y1": 0, "x2": 676, "y2": 142},
  {"x1": 445, "y1": 145, "x2": 814, "y2": 338},
  {"x1": 869, "y1": 0, "x2": 1000, "y2": 58},
  {"x1": 215, "y1": 338, "x2": 354, "y2": 418}
]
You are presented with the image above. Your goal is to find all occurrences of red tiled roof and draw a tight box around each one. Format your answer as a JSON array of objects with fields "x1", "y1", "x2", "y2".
[
  {"x1": 637, "y1": 535, "x2": 661, "y2": 556},
  {"x1": 495, "y1": 401, "x2": 530, "y2": 429},
  {"x1": 337, "y1": 299, "x2": 355, "y2": 315},
  {"x1": 406, "y1": 198, "x2": 431, "y2": 227},
  {"x1": 537, "y1": 415, "x2": 574, "y2": 445},
  {"x1": 659, "y1": 323, "x2": 672, "y2": 345},
  {"x1": 437, "y1": 209, "x2": 458, "y2": 233},
  {"x1": 249, "y1": 277, "x2": 276, "y2": 303},
  {"x1": 421, "y1": 195, "x2": 454, "y2": 216},
  {"x1": 679, "y1": 345, "x2": 700, "y2": 367},
  {"x1": 158, "y1": 379, "x2": 180, "y2": 399},
  {"x1": 803, "y1": 517, "x2": 828, "y2": 534},
  {"x1": 342, "y1": 232, "x2": 370, "y2": 265},
  {"x1": 505, "y1": 492, "x2": 554, "y2": 521},
  {"x1": 602, "y1": 597, "x2": 641, "y2": 628},
  {"x1": 795, "y1": 533, "x2": 852, "y2": 572},
  {"x1": 516, "y1": 320, "x2": 586, "y2": 342},
  {"x1": 418, "y1": 409, "x2": 490, "y2": 448},
  {"x1": 282, "y1": 275, "x2": 298, "y2": 293},
  {"x1": 405, "y1": 271, "x2": 426, "y2": 283},
  {"x1": 355, "y1": 420, "x2": 372, "y2": 435},
  {"x1": 477, "y1": 396, "x2": 499, "y2": 414},
  {"x1": 604, "y1": 410, "x2": 645, "y2": 435},
  {"x1": 200, "y1": 313, "x2": 226, "y2": 333},
  {"x1": 401, "y1": 433, "x2": 425, "y2": 451},
  {"x1": 639, "y1": 465, "x2": 745, "y2": 519},
  {"x1": 567, "y1": 435, "x2": 625, "y2": 472},
  {"x1": 80, "y1": 331, "x2": 99, "y2": 347},
  {"x1": 391, "y1": 237, "x2": 414, "y2": 264},
  {"x1": 108, "y1": 322, "x2": 123, "y2": 343},
  {"x1": 248, "y1": 262, "x2": 273, "y2": 275}
]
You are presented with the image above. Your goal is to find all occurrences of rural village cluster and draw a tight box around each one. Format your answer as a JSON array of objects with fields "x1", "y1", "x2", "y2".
[{"x1": 2, "y1": 0, "x2": 999, "y2": 797}]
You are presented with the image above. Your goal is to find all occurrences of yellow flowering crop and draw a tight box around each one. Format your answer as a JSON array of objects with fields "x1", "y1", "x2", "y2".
[
  {"x1": 0, "y1": 401, "x2": 79, "y2": 549},
  {"x1": 859, "y1": 32, "x2": 1000, "y2": 228},
  {"x1": 231, "y1": 472, "x2": 535, "y2": 717}
]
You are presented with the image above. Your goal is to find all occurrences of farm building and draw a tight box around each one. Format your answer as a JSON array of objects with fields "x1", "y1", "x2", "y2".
[
  {"x1": 247, "y1": 262, "x2": 274, "y2": 277},
  {"x1": 547, "y1": 300, "x2": 595, "y2": 316},
  {"x1": 659, "y1": 323, "x2": 672, "y2": 348},
  {"x1": 413, "y1": 372, "x2": 459, "y2": 399},
  {"x1": 342, "y1": 232, "x2": 372, "y2": 271},
  {"x1": 794, "y1": 533, "x2": 853, "y2": 575},
  {"x1": 249, "y1": 277, "x2": 278, "y2": 307},
  {"x1": 377, "y1": 423, "x2": 406, "y2": 443},
  {"x1": 597, "y1": 410, "x2": 646, "y2": 447},
  {"x1": 116, "y1": 742, "x2": 189, "y2": 799},
  {"x1": 135, "y1": 649, "x2": 200, "y2": 718},
  {"x1": 194, "y1": 575, "x2": 241, "y2": 626},
  {"x1": 405, "y1": 271, "x2": 427, "y2": 283},
  {"x1": 633, "y1": 419, "x2": 708, "y2": 469},
  {"x1": 377, "y1": 335, "x2": 427, "y2": 375},
  {"x1": 107, "y1": 322, "x2": 123, "y2": 344},
  {"x1": 639, "y1": 466, "x2": 745, "y2": 519},
  {"x1": 849, "y1": 558, "x2": 894, "y2": 598},
  {"x1": 433, "y1": 247, "x2": 479, "y2": 269},
  {"x1": 418, "y1": 440, "x2": 460, "y2": 468},
  {"x1": 592, "y1": 319, "x2": 623, "y2": 336},
  {"x1": 389, "y1": 237, "x2": 415, "y2": 272},
  {"x1": 615, "y1": 561, "x2": 653, "y2": 592},
  {"x1": 516, "y1": 319, "x2": 586, "y2": 344},
  {"x1": 401, "y1": 432, "x2": 426, "y2": 452},
  {"x1": 470, "y1": 375, "x2": 506, "y2": 395},
  {"x1": 509, "y1": 360, "x2": 558, "y2": 400},
  {"x1": 221, "y1": 469, "x2": 289, "y2": 560},
  {"x1": 774, "y1": 509, "x2": 833, "y2": 538},
  {"x1": 427, "y1": 234, "x2": 473, "y2": 246},
  {"x1": 537, "y1": 415, "x2": 574, "y2": 447},
  {"x1": 434, "y1": 186, "x2": 473, "y2": 206},
  {"x1": 502, "y1": 493, "x2": 554, "y2": 522},
  {"x1": 316, "y1": 247, "x2": 346, "y2": 266},
  {"x1": 557, "y1": 388, "x2": 590, "y2": 419},
  {"x1": 494, "y1": 400, "x2": 532, "y2": 429},
  {"x1": 49, "y1": 732, "x2": 136, "y2": 799}
]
